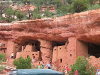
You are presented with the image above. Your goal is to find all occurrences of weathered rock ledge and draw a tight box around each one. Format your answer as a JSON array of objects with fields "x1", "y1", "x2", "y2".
[{"x1": 0, "y1": 9, "x2": 100, "y2": 44}]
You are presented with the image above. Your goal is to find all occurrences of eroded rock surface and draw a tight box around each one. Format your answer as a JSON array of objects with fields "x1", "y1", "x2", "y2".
[
  {"x1": 0, "y1": 9, "x2": 100, "y2": 70},
  {"x1": 0, "y1": 9, "x2": 100, "y2": 44}
]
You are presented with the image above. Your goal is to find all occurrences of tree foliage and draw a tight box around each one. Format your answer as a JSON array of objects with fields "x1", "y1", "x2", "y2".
[
  {"x1": 70, "y1": 56, "x2": 96, "y2": 75},
  {"x1": 0, "y1": 66, "x2": 4, "y2": 73},
  {"x1": 0, "y1": 54, "x2": 6, "y2": 62},
  {"x1": 0, "y1": 2, "x2": 9, "y2": 17},
  {"x1": 1, "y1": 6, "x2": 26, "y2": 22},
  {"x1": 13, "y1": 56, "x2": 32, "y2": 69},
  {"x1": 2, "y1": 7, "x2": 15, "y2": 22},
  {"x1": 88, "y1": 0, "x2": 95, "y2": 5},
  {"x1": 15, "y1": 10, "x2": 25, "y2": 21},
  {"x1": 99, "y1": 0, "x2": 100, "y2": 5},
  {"x1": 32, "y1": 8, "x2": 41, "y2": 19},
  {"x1": 43, "y1": 10, "x2": 54, "y2": 17},
  {"x1": 88, "y1": 4, "x2": 100, "y2": 10},
  {"x1": 56, "y1": 4, "x2": 69, "y2": 16},
  {"x1": 11, "y1": 0, "x2": 33, "y2": 5},
  {"x1": 0, "y1": 0, "x2": 100, "y2": 22},
  {"x1": 72, "y1": 0, "x2": 88, "y2": 13},
  {"x1": 33, "y1": 0, "x2": 62, "y2": 7}
]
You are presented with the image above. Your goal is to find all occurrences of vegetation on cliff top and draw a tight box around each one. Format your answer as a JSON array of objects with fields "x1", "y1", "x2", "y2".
[{"x1": 0, "y1": 0, "x2": 100, "y2": 22}]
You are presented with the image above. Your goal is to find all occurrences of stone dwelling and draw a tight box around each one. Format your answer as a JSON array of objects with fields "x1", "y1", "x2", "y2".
[{"x1": 0, "y1": 9, "x2": 100, "y2": 71}]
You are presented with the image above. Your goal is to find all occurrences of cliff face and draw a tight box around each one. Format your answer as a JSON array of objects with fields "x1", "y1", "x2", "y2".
[{"x1": 0, "y1": 9, "x2": 100, "y2": 44}]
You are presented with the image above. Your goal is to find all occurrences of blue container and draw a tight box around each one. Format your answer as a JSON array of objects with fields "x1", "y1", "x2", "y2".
[{"x1": 9, "y1": 69, "x2": 65, "y2": 75}]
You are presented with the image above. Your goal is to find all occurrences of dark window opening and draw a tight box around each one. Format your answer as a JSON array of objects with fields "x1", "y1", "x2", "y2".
[
  {"x1": 4, "y1": 50, "x2": 5, "y2": 53},
  {"x1": 33, "y1": 56, "x2": 35, "y2": 58},
  {"x1": 15, "y1": 39, "x2": 41, "y2": 59},
  {"x1": 88, "y1": 43, "x2": 100, "y2": 58},
  {"x1": 60, "y1": 59, "x2": 62, "y2": 63},
  {"x1": 70, "y1": 54, "x2": 72, "y2": 56},
  {"x1": 33, "y1": 41, "x2": 40, "y2": 51},
  {"x1": 17, "y1": 45, "x2": 22, "y2": 52},
  {"x1": 52, "y1": 41, "x2": 66, "y2": 49},
  {"x1": 22, "y1": 40, "x2": 40, "y2": 51}
]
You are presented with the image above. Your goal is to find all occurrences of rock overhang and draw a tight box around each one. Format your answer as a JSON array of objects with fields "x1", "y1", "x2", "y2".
[{"x1": 0, "y1": 9, "x2": 100, "y2": 44}]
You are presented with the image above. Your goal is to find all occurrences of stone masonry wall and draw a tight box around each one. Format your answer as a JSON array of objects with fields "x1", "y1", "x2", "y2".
[
  {"x1": 6, "y1": 40, "x2": 15, "y2": 58},
  {"x1": 39, "y1": 39, "x2": 52, "y2": 64},
  {"x1": 76, "y1": 40, "x2": 88, "y2": 57},
  {"x1": 66, "y1": 37, "x2": 77, "y2": 66},
  {"x1": 52, "y1": 37, "x2": 79, "y2": 71}
]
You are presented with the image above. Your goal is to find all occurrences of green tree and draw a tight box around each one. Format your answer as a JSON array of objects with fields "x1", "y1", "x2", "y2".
[
  {"x1": 72, "y1": 0, "x2": 88, "y2": 13},
  {"x1": 70, "y1": 56, "x2": 96, "y2": 75},
  {"x1": 99, "y1": 0, "x2": 100, "y2": 5},
  {"x1": 88, "y1": 0, "x2": 95, "y2": 5},
  {"x1": 33, "y1": 0, "x2": 62, "y2": 8},
  {"x1": 3, "y1": 7, "x2": 15, "y2": 22},
  {"x1": 15, "y1": 10, "x2": 25, "y2": 21},
  {"x1": 66, "y1": 0, "x2": 73, "y2": 5},
  {"x1": 88, "y1": 4, "x2": 100, "y2": 10},
  {"x1": 32, "y1": 8, "x2": 41, "y2": 19},
  {"x1": 13, "y1": 56, "x2": 32, "y2": 69},
  {"x1": 0, "y1": 3, "x2": 5, "y2": 17},
  {"x1": 19, "y1": 0, "x2": 33, "y2": 5},
  {"x1": 44, "y1": 10, "x2": 54, "y2": 17},
  {"x1": 56, "y1": 5, "x2": 68, "y2": 16},
  {"x1": 0, "y1": 2, "x2": 9, "y2": 17},
  {"x1": 50, "y1": 0, "x2": 62, "y2": 8}
]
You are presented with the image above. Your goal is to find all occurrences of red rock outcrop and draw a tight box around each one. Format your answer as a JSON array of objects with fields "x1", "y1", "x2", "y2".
[
  {"x1": 0, "y1": 9, "x2": 100, "y2": 70},
  {"x1": 0, "y1": 9, "x2": 100, "y2": 44}
]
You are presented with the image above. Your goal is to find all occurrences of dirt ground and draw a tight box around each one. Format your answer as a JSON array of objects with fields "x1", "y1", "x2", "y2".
[{"x1": 0, "y1": 70, "x2": 10, "y2": 75}]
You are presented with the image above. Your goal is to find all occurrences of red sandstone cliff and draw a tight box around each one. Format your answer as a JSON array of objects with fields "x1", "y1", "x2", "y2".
[{"x1": 0, "y1": 9, "x2": 100, "y2": 44}]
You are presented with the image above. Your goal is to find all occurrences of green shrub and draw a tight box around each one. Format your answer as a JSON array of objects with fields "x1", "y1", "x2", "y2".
[
  {"x1": 1, "y1": 0, "x2": 100, "y2": 22},
  {"x1": 13, "y1": 56, "x2": 32, "y2": 69},
  {"x1": 56, "y1": 5, "x2": 68, "y2": 16},
  {"x1": 43, "y1": 10, "x2": 54, "y2": 17},
  {"x1": 88, "y1": 4, "x2": 100, "y2": 10},
  {"x1": 0, "y1": 66, "x2": 4, "y2": 73},
  {"x1": 88, "y1": 0, "x2": 95, "y2": 5},
  {"x1": 70, "y1": 56, "x2": 96, "y2": 75},
  {"x1": 3, "y1": 7, "x2": 15, "y2": 22},
  {"x1": 99, "y1": 0, "x2": 100, "y2": 5},
  {"x1": 62, "y1": 68, "x2": 65, "y2": 74},
  {"x1": 72, "y1": 0, "x2": 88, "y2": 13},
  {"x1": 15, "y1": 10, "x2": 25, "y2": 21},
  {"x1": 0, "y1": 54, "x2": 6, "y2": 62},
  {"x1": 32, "y1": 8, "x2": 41, "y2": 19}
]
